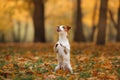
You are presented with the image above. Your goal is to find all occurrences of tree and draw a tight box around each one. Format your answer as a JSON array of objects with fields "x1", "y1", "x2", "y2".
[
  {"x1": 73, "y1": 0, "x2": 86, "y2": 42},
  {"x1": 116, "y1": 0, "x2": 120, "y2": 42},
  {"x1": 96, "y1": 0, "x2": 108, "y2": 45},
  {"x1": 22, "y1": 24, "x2": 28, "y2": 42},
  {"x1": 91, "y1": 0, "x2": 98, "y2": 42},
  {"x1": 12, "y1": 21, "x2": 28, "y2": 42},
  {"x1": 108, "y1": 0, "x2": 120, "y2": 42},
  {"x1": 12, "y1": 21, "x2": 21, "y2": 42},
  {"x1": 0, "y1": 32, "x2": 5, "y2": 43},
  {"x1": 33, "y1": 0, "x2": 46, "y2": 42}
]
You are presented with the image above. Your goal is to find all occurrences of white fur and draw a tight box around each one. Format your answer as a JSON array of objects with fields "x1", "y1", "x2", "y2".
[{"x1": 54, "y1": 25, "x2": 73, "y2": 73}]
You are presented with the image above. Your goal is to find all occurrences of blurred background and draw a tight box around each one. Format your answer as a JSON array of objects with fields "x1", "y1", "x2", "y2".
[{"x1": 0, "y1": 0, "x2": 119, "y2": 45}]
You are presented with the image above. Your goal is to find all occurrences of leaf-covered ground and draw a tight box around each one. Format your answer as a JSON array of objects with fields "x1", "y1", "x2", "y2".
[{"x1": 0, "y1": 43, "x2": 120, "y2": 80}]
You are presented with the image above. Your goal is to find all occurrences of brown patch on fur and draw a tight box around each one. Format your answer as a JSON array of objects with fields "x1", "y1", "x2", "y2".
[
  {"x1": 64, "y1": 48, "x2": 67, "y2": 54},
  {"x1": 65, "y1": 26, "x2": 71, "y2": 31},
  {"x1": 66, "y1": 26, "x2": 71, "y2": 30},
  {"x1": 55, "y1": 44, "x2": 58, "y2": 48},
  {"x1": 60, "y1": 43, "x2": 63, "y2": 47},
  {"x1": 60, "y1": 43, "x2": 67, "y2": 54},
  {"x1": 55, "y1": 44, "x2": 58, "y2": 53}
]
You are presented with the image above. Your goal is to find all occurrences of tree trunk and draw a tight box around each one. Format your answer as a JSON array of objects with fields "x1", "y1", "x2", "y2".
[
  {"x1": 12, "y1": 21, "x2": 21, "y2": 42},
  {"x1": 0, "y1": 32, "x2": 5, "y2": 43},
  {"x1": 91, "y1": 0, "x2": 97, "y2": 42},
  {"x1": 73, "y1": 0, "x2": 86, "y2": 42},
  {"x1": 116, "y1": 0, "x2": 120, "y2": 42},
  {"x1": 108, "y1": 9, "x2": 117, "y2": 29},
  {"x1": 22, "y1": 25, "x2": 28, "y2": 42},
  {"x1": 17, "y1": 21, "x2": 21, "y2": 42},
  {"x1": 12, "y1": 26, "x2": 16, "y2": 42},
  {"x1": 91, "y1": 25, "x2": 96, "y2": 42},
  {"x1": 33, "y1": 0, "x2": 46, "y2": 42},
  {"x1": 96, "y1": 0, "x2": 108, "y2": 45}
]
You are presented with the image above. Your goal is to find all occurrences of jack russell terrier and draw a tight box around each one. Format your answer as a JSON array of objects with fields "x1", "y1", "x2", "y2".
[{"x1": 54, "y1": 25, "x2": 73, "y2": 73}]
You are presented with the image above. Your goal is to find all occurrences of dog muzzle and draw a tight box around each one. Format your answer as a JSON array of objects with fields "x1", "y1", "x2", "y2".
[{"x1": 57, "y1": 29, "x2": 61, "y2": 32}]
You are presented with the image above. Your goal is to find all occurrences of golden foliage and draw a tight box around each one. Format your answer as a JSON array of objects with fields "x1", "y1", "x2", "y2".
[{"x1": 0, "y1": 0, "x2": 33, "y2": 32}]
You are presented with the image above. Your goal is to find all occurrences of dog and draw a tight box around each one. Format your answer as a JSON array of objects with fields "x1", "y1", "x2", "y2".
[{"x1": 54, "y1": 25, "x2": 73, "y2": 73}]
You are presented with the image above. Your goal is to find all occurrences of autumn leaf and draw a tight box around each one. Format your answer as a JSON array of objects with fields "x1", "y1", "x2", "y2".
[{"x1": 0, "y1": 43, "x2": 119, "y2": 79}]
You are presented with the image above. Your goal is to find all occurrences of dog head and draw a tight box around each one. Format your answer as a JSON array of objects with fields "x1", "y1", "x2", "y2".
[{"x1": 57, "y1": 25, "x2": 71, "y2": 33}]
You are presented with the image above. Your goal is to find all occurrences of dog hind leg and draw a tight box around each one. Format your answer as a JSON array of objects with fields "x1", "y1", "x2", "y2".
[
  {"x1": 55, "y1": 65, "x2": 60, "y2": 72},
  {"x1": 66, "y1": 64, "x2": 73, "y2": 74}
]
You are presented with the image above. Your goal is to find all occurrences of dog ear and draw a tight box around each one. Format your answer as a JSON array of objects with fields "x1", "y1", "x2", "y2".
[
  {"x1": 66, "y1": 26, "x2": 71, "y2": 31},
  {"x1": 57, "y1": 26, "x2": 60, "y2": 32}
]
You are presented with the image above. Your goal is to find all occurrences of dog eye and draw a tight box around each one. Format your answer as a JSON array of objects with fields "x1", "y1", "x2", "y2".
[{"x1": 63, "y1": 26, "x2": 65, "y2": 29}]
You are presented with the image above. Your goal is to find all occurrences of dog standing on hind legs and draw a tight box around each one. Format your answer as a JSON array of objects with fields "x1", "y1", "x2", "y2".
[{"x1": 54, "y1": 25, "x2": 73, "y2": 73}]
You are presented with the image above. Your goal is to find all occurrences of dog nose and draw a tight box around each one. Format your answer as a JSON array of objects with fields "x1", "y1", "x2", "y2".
[
  {"x1": 57, "y1": 28, "x2": 60, "y2": 32},
  {"x1": 57, "y1": 26, "x2": 61, "y2": 32}
]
